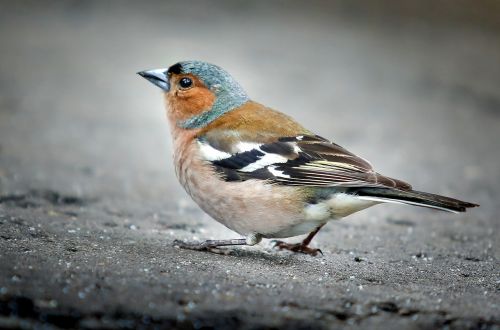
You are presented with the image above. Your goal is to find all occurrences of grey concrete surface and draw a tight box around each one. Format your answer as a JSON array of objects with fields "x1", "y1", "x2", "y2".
[{"x1": 0, "y1": 1, "x2": 499, "y2": 329}]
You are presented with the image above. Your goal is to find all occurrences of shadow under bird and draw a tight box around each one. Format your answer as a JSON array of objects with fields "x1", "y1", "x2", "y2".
[{"x1": 138, "y1": 61, "x2": 478, "y2": 256}]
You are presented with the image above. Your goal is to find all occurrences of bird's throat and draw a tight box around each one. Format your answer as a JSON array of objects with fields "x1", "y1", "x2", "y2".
[{"x1": 178, "y1": 93, "x2": 249, "y2": 129}]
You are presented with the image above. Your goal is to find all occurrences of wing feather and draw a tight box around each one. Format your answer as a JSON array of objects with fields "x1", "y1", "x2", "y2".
[{"x1": 197, "y1": 134, "x2": 412, "y2": 190}]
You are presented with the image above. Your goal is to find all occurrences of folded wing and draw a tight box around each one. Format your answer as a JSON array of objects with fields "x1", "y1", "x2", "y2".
[{"x1": 197, "y1": 134, "x2": 412, "y2": 190}]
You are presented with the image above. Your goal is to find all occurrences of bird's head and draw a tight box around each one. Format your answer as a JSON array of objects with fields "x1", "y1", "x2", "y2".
[{"x1": 138, "y1": 61, "x2": 249, "y2": 129}]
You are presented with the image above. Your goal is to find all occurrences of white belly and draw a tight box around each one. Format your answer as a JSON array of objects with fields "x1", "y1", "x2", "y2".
[
  {"x1": 270, "y1": 193, "x2": 378, "y2": 238},
  {"x1": 327, "y1": 193, "x2": 380, "y2": 218}
]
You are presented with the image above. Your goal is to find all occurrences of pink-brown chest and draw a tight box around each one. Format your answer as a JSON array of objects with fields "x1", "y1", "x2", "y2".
[{"x1": 169, "y1": 129, "x2": 313, "y2": 237}]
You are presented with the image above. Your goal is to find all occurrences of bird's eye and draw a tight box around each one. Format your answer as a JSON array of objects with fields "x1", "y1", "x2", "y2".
[{"x1": 179, "y1": 77, "x2": 193, "y2": 89}]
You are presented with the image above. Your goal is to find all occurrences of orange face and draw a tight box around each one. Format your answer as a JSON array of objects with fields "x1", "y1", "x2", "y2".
[{"x1": 164, "y1": 73, "x2": 216, "y2": 124}]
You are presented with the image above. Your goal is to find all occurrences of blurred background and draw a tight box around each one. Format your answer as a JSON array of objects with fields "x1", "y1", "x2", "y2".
[{"x1": 0, "y1": 1, "x2": 499, "y2": 329}]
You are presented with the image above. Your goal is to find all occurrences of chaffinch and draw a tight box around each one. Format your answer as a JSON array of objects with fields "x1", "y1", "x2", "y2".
[{"x1": 138, "y1": 61, "x2": 478, "y2": 256}]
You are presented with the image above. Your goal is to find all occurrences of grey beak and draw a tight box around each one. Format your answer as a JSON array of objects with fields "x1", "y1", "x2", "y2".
[{"x1": 137, "y1": 68, "x2": 170, "y2": 91}]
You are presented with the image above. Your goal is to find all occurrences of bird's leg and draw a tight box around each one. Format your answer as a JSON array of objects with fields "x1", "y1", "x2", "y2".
[{"x1": 272, "y1": 224, "x2": 325, "y2": 256}]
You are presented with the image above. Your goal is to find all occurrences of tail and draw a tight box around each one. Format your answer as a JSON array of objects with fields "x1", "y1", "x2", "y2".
[{"x1": 352, "y1": 188, "x2": 479, "y2": 213}]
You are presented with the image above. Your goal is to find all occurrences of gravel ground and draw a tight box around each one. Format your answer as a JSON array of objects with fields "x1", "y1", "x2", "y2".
[{"x1": 0, "y1": 1, "x2": 499, "y2": 329}]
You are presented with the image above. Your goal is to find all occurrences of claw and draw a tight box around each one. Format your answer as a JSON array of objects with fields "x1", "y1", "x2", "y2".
[
  {"x1": 172, "y1": 239, "x2": 235, "y2": 255},
  {"x1": 272, "y1": 240, "x2": 323, "y2": 256},
  {"x1": 172, "y1": 239, "x2": 185, "y2": 247},
  {"x1": 172, "y1": 239, "x2": 210, "y2": 251}
]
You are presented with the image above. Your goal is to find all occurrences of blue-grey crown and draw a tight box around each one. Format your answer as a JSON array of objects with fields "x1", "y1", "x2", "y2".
[{"x1": 168, "y1": 61, "x2": 250, "y2": 129}]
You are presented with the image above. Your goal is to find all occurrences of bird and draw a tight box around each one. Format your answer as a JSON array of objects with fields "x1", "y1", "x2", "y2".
[{"x1": 138, "y1": 60, "x2": 478, "y2": 256}]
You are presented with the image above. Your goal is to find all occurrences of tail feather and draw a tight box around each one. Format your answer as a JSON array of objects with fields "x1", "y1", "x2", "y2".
[{"x1": 352, "y1": 188, "x2": 479, "y2": 213}]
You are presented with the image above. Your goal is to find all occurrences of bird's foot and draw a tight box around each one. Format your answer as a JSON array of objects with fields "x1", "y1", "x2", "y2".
[
  {"x1": 173, "y1": 239, "x2": 212, "y2": 251},
  {"x1": 271, "y1": 240, "x2": 323, "y2": 256},
  {"x1": 172, "y1": 240, "x2": 229, "y2": 255},
  {"x1": 172, "y1": 238, "x2": 246, "y2": 255}
]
